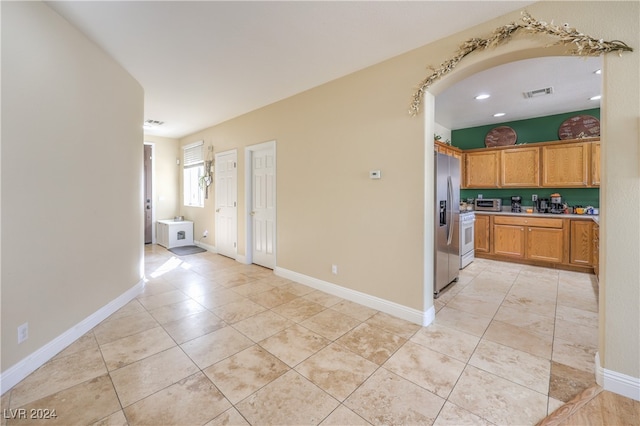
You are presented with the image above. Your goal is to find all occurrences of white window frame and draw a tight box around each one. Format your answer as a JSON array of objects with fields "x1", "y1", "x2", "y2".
[{"x1": 183, "y1": 141, "x2": 205, "y2": 207}]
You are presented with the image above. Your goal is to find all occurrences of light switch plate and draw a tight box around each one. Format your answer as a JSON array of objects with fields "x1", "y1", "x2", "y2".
[{"x1": 369, "y1": 170, "x2": 381, "y2": 179}]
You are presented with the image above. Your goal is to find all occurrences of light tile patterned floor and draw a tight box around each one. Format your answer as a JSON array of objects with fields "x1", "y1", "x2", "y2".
[{"x1": 1, "y1": 245, "x2": 603, "y2": 425}]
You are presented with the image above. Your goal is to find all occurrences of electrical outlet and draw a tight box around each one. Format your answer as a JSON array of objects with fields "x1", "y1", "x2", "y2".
[
  {"x1": 331, "y1": 264, "x2": 338, "y2": 275},
  {"x1": 532, "y1": 194, "x2": 538, "y2": 201},
  {"x1": 18, "y1": 322, "x2": 28, "y2": 344},
  {"x1": 202, "y1": 230, "x2": 208, "y2": 238}
]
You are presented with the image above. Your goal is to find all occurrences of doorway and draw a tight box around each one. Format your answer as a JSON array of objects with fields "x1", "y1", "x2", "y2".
[
  {"x1": 215, "y1": 150, "x2": 238, "y2": 259},
  {"x1": 143, "y1": 143, "x2": 154, "y2": 244},
  {"x1": 245, "y1": 141, "x2": 276, "y2": 269}
]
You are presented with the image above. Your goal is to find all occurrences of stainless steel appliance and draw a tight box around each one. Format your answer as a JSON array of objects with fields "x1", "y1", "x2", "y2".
[
  {"x1": 550, "y1": 195, "x2": 563, "y2": 214},
  {"x1": 460, "y1": 211, "x2": 475, "y2": 269},
  {"x1": 474, "y1": 198, "x2": 502, "y2": 211},
  {"x1": 536, "y1": 198, "x2": 550, "y2": 213},
  {"x1": 435, "y1": 152, "x2": 460, "y2": 297},
  {"x1": 511, "y1": 196, "x2": 522, "y2": 213}
]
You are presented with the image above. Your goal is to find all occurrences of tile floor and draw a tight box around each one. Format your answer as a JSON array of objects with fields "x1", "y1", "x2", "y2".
[{"x1": 1, "y1": 245, "x2": 602, "y2": 425}]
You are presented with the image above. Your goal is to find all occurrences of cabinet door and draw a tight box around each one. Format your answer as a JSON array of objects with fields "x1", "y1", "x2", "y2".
[
  {"x1": 527, "y1": 227, "x2": 564, "y2": 263},
  {"x1": 591, "y1": 142, "x2": 601, "y2": 187},
  {"x1": 501, "y1": 146, "x2": 540, "y2": 187},
  {"x1": 474, "y1": 215, "x2": 490, "y2": 253},
  {"x1": 493, "y1": 224, "x2": 525, "y2": 258},
  {"x1": 570, "y1": 220, "x2": 594, "y2": 266},
  {"x1": 541, "y1": 143, "x2": 589, "y2": 187},
  {"x1": 593, "y1": 224, "x2": 599, "y2": 277},
  {"x1": 464, "y1": 151, "x2": 500, "y2": 188}
]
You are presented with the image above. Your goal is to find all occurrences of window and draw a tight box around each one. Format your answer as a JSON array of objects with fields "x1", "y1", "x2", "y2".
[{"x1": 183, "y1": 141, "x2": 204, "y2": 207}]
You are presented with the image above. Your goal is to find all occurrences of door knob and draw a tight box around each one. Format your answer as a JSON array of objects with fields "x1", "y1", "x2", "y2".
[
  {"x1": 250, "y1": 211, "x2": 256, "y2": 216},
  {"x1": 216, "y1": 208, "x2": 221, "y2": 212}
]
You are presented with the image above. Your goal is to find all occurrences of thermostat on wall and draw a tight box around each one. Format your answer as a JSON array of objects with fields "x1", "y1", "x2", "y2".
[{"x1": 369, "y1": 170, "x2": 382, "y2": 179}]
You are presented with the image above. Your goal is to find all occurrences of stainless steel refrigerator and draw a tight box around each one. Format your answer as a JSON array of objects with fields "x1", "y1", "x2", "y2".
[{"x1": 434, "y1": 152, "x2": 460, "y2": 297}]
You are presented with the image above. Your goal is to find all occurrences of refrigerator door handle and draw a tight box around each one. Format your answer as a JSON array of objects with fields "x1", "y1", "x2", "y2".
[{"x1": 446, "y1": 176, "x2": 454, "y2": 245}]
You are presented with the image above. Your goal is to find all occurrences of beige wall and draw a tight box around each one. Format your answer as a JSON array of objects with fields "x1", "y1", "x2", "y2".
[
  {"x1": 179, "y1": 1, "x2": 639, "y2": 382},
  {"x1": 144, "y1": 135, "x2": 181, "y2": 223},
  {"x1": 1, "y1": 2, "x2": 144, "y2": 371}
]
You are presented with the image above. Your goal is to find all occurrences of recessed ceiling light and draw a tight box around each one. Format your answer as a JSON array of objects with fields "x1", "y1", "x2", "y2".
[
  {"x1": 590, "y1": 95, "x2": 602, "y2": 101},
  {"x1": 493, "y1": 112, "x2": 506, "y2": 117},
  {"x1": 475, "y1": 94, "x2": 491, "y2": 100},
  {"x1": 594, "y1": 69, "x2": 602, "y2": 75}
]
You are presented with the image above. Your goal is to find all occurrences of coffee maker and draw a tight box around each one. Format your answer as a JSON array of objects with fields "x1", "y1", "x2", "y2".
[
  {"x1": 550, "y1": 194, "x2": 563, "y2": 214},
  {"x1": 511, "y1": 196, "x2": 522, "y2": 213},
  {"x1": 536, "y1": 198, "x2": 550, "y2": 213}
]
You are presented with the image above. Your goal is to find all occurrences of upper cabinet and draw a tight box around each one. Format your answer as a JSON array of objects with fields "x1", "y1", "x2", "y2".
[
  {"x1": 541, "y1": 142, "x2": 590, "y2": 187},
  {"x1": 591, "y1": 142, "x2": 601, "y2": 186},
  {"x1": 462, "y1": 138, "x2": 599, "y2": 189},
  {"x1": 464, "y1": 150, "x2": 500, "y2": 188},
  {"x1": 501, "y1": 146, "x2": 540, "y2": 187}
]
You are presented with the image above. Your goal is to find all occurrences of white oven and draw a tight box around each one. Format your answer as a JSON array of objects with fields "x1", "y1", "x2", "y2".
[{"x1": 460, "y1": 211, "x2": 475, "y2": 269}]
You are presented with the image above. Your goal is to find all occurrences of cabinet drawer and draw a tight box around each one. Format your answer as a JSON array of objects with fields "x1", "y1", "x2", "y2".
[{"x1": 493, "y1": 216, "x2": 563, "y2": 228}]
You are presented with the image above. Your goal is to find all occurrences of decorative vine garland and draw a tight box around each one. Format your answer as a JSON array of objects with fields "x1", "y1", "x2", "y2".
[{"x1": 409, "y1": 11, "x2": 633, "y2": 116}]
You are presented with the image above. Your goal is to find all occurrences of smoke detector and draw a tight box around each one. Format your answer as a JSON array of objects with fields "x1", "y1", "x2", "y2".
[{"x1": 523, "y1": 87, "x2": 554, "y2": 99}]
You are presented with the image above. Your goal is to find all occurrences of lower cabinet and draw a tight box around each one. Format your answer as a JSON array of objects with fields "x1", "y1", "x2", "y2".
[
  {"x1": 493, "y1": 224, "x2": 525, "y2": 259},
  {"x1": 493, "y1": 216, "x2": 565, "y2": 263},
  {"x1": 570, "y1": 219, "x2": 594, "y2": 266},
  {"x1": 474, "y1": 214, "x2": 491, "y2": 253},
  {"x1": 593, "y1": 223, "x2": 600, "y2": 278},
  {"x1": 476, "y1": 213, "x2": 597, "y2": 273},
  {"x1": 527, "y1": 226, "x2": 564, "y2": 263}
]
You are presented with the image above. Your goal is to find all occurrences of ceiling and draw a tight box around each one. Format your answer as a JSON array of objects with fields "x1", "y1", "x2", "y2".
[
  {"x1": 44, "y1": 0, "x2": 591, "y2": 139},
  {"x1": 436, "y1": 56, "x2": 602, "y2": 130}
]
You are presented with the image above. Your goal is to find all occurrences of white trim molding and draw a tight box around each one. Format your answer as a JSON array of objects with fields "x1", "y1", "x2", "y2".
[
  {"x1": 0, "y1": 280, "x2": 145, "y2": 395},
  {"x1": 194, "y1": 240, "x2": 217, "y2": 253},
  {"x1": 275, "y1": 267, "x2": 433, "y2": 327},
  {"x1": 595, "y1": 352, "x2": 640, "y2": 401}
]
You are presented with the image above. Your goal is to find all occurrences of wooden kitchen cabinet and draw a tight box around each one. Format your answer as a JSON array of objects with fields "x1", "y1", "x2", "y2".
[
  {"x1": 541, "y1": 142, "x2": 590, "y2": 187},
  {"x1": 527, "y1": 226, "x2": 564, "y2": 263},
  {"x1": 593, "y1": 222, "x2": 600, "y2": 278},
  {"x1": 464, "y1": 150, "x2": 500, "y2": 188},
  {"x1": 435, "y1": 140, "x2": 463, "y2": 179},
  {"x1": 501, "y1": 146, "x2": 540, "y2": 187},
  {"x1": 570, "y1": 219, "x2": 594, "y2": 266},
  {"x1": 493, "y1": 215, "x2": 565, "y2": 263},
  {"x1": 591, "y1": 142, "x2": 601, "y2": 186},
  {"x1": 474, "y1": 214, "x2": 490, "y2": 253},
  {"x1": 493, "y1": 224, "x2": 526, "y2": 258},
  {"x1": 476, "y1": 213, "x2": 596, "y2": 273}
]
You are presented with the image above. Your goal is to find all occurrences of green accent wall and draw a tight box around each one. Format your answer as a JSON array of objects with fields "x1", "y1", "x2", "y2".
[
  {"x1": 451, "y1": 108, "x2": 600, "y2": 149},
  {"x1": 454, "y1": 108, "x2": 600, "y2": 208}
]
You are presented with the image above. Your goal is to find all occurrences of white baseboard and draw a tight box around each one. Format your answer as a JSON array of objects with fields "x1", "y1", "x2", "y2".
[
  {"x1": 235, "y1": 254, "x2": 249, "y2": 264},
  {"x1": 274, "y1": 267, "x2": 434, "y2": 326},
  {"x1": 595, "y1": 352, "x2": 640, "y2": 401},
  {"x1": 194, "y1": 240, "x2": 217, "y2": 253},
  {"x1": 0, "y1": 280, "x2": 145, "y2": 395}
]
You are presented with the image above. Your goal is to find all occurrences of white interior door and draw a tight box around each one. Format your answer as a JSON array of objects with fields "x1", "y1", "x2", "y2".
[
  {"x1": 215, "y1": 150, "x2": 237, "y2": 259},
  {"x1": 251, "y1": 145, "x2": 276, "y2": 268}
]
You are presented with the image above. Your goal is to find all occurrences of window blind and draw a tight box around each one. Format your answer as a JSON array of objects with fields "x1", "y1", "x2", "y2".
[{"x1": 183, "y1": 140, "x2": 204, "y2": 167}]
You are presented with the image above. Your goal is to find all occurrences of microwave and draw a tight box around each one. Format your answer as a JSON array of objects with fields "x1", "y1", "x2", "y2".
[{"x1": 474, "y1": 198, "x2": 502, "y2": 211}]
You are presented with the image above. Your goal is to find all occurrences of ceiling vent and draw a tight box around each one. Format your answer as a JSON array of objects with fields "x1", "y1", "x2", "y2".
[
  {"x1": 144, "y1": 119, "x2": 165, "y2": 127},
  {"x1": 523, "y1": 87, "x2": 554, "y2": 99}
]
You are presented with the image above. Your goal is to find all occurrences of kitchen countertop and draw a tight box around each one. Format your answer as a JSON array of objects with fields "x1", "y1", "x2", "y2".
[{"x1": 473, "y1": 209, "x2": 599, "y2": 223}]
